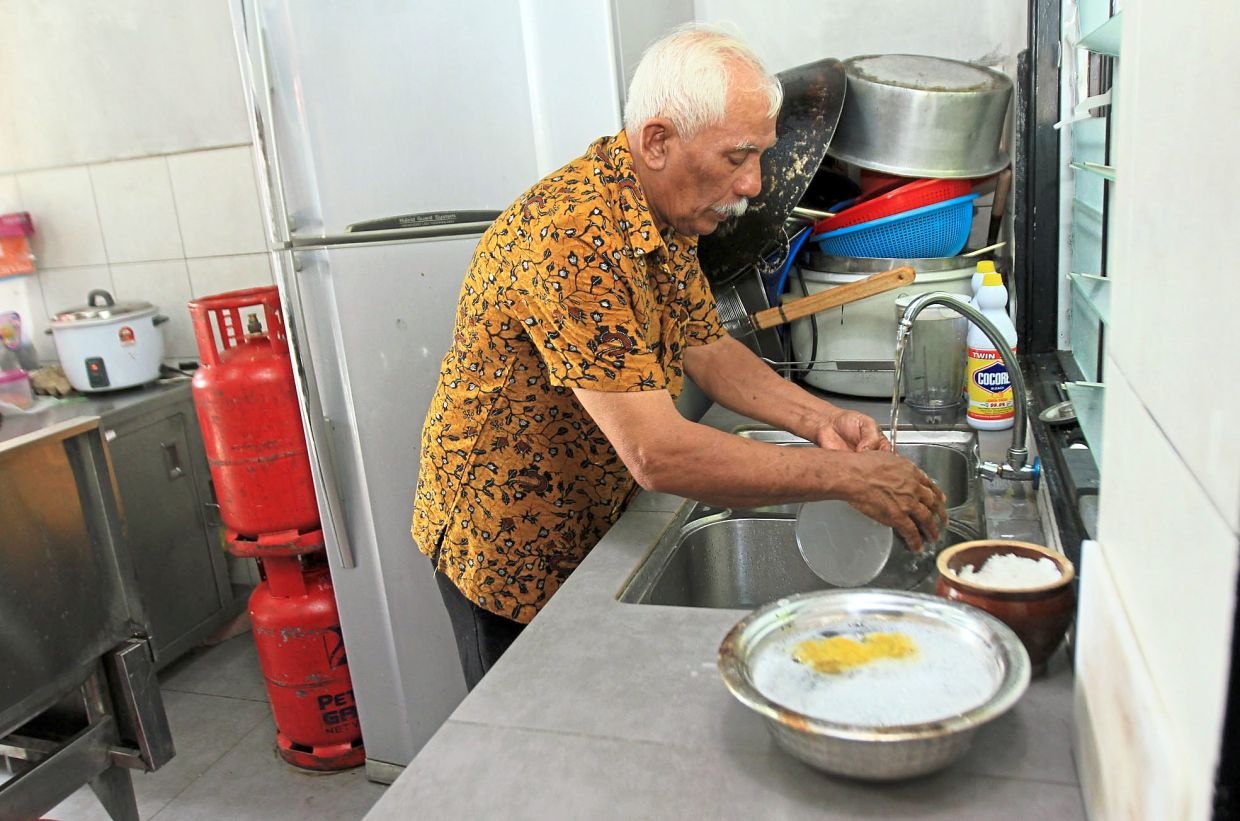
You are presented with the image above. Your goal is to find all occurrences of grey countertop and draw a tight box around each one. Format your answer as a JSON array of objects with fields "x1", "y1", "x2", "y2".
[
  {"x1": 365, "y1": 398, "x2": 1083, "y2": 820},
  {"x1": 0, "y1": 378, "x2": 191, "y2": 450}
]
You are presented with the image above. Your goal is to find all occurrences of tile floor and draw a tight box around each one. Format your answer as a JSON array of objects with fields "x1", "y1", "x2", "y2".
[{"x1": 48, "y1": 633, "x2": 387, "y2": 820}]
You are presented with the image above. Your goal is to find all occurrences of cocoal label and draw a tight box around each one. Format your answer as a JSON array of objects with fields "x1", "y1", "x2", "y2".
[{"x1": 973, "y1": 361, "x2": 1010, "y2": 393}]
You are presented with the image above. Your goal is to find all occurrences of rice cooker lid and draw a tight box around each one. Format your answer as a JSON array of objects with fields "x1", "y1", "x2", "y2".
[{"x1": 53, "y1": 289, "x2": 156, "y2": 325}]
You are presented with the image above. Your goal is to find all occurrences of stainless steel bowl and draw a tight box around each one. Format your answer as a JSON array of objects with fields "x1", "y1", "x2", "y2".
[
  {"x1": 828, "y1": 54, "x2": 1013, "y2": 179},
  {"x1": 718, "y1": 589, "x2": 1030, "y2": 780}
]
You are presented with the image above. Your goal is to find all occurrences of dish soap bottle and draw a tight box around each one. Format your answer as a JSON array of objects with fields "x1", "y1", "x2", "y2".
[{"x1": 966, "y1": 271, "x2": 1017, "y2": 430}]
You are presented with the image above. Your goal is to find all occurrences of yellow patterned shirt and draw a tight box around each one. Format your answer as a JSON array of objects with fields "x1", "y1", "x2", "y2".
[{"x1": 412, "y1": 131, "x2": 726, "y2": 623}]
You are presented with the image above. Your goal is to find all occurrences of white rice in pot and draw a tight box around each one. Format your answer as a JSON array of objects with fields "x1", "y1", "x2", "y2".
[{"x1": 956, "y1": 552, "x2": 1062, "y2": 589}]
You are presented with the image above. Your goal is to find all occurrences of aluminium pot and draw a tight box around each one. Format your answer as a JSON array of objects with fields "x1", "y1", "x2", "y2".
[
  {"x1": 785, "y1": 253, "x2": 974, "y2": 397},
  {"x1": 50, "y1": 289, "x2": 168, "y2": 392},
  {"x1": 828, "y1": 54, "x2": 1012, "y2": 179}
]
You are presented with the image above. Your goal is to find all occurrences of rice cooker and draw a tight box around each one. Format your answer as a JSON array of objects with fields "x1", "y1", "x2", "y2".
[
  {"x1": 50, "y1": 289, "x2": 167, "y2": 392},
  {"x1": 785, "y1": 252, "x2": 975, "y2": 397}
]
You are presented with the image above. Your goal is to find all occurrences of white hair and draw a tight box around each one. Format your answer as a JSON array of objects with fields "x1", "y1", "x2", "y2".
[{"x1": 623, "y1": 24, "x2": 782, "y2": 141}]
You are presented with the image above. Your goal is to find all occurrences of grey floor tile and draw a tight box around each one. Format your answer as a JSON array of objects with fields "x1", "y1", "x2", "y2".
[
  {"x1": 47, "y1": 690, "x2": 271, "y2": 820},
  {"x1": 37, "y1": 782, "x2": 123, "y2": 821},
  {"x1": 159, "y1": 633, "x2": 268, "y2": 702},
  {"x1": 150, "y1": 716, "x2": 384, "y2": 821}
]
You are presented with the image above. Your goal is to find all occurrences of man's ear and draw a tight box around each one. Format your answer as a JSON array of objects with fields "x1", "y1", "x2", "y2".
[{"x1": 636, "y1": 118, "x2": 676, "y2": 171}]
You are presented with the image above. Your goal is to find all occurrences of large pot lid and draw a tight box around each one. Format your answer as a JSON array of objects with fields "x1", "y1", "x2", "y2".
[
  {"x1": 698, "y1": 58, "x2": 847, "y2": 287},
  {"x1": 53, "y1": 289, "x2": 156, "y2": 324}
]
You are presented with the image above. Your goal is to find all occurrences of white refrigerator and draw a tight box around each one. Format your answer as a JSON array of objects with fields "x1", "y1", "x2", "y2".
[{"x1": 230, "y1": 0, "x2": 692, "y2": 781}]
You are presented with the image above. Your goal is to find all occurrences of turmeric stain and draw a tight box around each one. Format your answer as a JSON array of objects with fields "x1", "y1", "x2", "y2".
[{"x1": 792, "y1": 632, "x2": 918, "y2": 674}]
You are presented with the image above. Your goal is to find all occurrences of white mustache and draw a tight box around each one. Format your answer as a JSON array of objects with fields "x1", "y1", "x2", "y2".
[{"x1": 712, "y1": 198, "x2": 749, "y2": 218}]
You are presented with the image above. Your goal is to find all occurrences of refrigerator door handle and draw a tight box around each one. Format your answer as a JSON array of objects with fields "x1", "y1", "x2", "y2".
[
  {"x1": 314, "y1": 411, "x2": 356, "y2": 569},
  {"x1": 288, "y1": 220, "x2": 496, "y2": 249},
  {"x1": 345, "y1": 210, "x2": 502, "y2": 233},
  {"x1": 273, "y1": 249, "x2": 357, "y2": 570}
]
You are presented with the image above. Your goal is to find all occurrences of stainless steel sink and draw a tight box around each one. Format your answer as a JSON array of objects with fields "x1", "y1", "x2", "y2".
[{"x1": 618, "y1": 427, "x2": 985, "y2": 609}]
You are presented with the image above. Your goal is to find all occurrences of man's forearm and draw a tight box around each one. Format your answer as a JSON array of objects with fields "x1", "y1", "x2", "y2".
[
  {"x1": 685, "y1": 336, "x2": 840, "y2": 441},
  {"x1": 571, "y1": 386, "x2": 945, "y2": 551},
  {"x1": 624, "y1": 411, "x2": 865, "y2": 508}
]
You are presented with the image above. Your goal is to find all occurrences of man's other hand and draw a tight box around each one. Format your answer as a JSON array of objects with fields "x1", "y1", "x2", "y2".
[{"x1": 814, "y1": 410, "x2": 890, "y2": 454}]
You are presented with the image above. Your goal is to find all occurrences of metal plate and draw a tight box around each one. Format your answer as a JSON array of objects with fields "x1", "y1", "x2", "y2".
[
  {"x1": 699, "y1": 58, "x2": 847, "y2": 287},
  {"x1": 1038, "y1": 400, "x2": 1078, "y2": 426},
  {"x1": 795, "y1": 500, "x2": 893, "y2": 587}
]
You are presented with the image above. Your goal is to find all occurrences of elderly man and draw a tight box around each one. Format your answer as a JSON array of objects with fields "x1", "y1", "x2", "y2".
[{"x1": 413, "y1": 25, "x2": 946, "y2": 688}]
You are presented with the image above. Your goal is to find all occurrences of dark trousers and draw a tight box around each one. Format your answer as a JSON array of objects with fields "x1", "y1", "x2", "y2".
[{"x1": 433, "y1": 567, "x2": 525, "y2": 691}]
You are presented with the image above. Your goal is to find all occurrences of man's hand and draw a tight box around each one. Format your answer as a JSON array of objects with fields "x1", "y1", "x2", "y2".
[
  {"x1": 842, "y1": 451, "x2": 948, "y2": 553},
  {"x1": 813, "y1": 409, "x2": 890, "y2": 453}
]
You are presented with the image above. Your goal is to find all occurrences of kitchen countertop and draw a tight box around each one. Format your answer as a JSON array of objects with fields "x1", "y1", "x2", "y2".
[
  {"x1": 365, "y1": 398, "x2": 1083, "y2": 820},
  {"x1": 0, "y1": 378, "x2": 191, "y2": 449}
]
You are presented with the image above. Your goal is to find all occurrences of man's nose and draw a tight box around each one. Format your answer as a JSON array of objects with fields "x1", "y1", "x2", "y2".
[{"x1": 735, "y1": 159, "x2": 762, "y2": 198}]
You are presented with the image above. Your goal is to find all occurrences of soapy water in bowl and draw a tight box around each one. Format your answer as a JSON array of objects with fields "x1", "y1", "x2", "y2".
[
  {"x1": 751, "y1": 620, "x2": 1001, "y2": 727},
  {"x1": 956, "y1": 553, "x2": 1062, "y2": 589}
]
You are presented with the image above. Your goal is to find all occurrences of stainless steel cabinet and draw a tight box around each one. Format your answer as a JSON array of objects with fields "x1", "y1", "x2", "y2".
[
  {"x1": 1, "y1": 419, "x2": 175, "y2": 821},
  {"x1": 101, "y1": 383, "x2": 248, "y2": 668}
]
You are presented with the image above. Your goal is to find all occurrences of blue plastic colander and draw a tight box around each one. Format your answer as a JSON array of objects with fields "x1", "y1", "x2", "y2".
[{"x1": 809, "y1": 194, "x2": 979, "y2": 258}]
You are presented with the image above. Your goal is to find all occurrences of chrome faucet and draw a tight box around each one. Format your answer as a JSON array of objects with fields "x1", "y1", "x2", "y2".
[{"x1": 895, "y1": 292, "x2": 1039, "y2": 483}]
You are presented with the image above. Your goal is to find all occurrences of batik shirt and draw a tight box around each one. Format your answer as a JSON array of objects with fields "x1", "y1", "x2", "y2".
[{"x1": 412, "y1": 131, "x2": 727, "y2": 623}]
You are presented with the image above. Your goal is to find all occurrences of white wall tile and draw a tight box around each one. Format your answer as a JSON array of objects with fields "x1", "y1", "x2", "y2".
[
  {"x1": 39, "y1": 265, "x2": 114, "y2": 319},
  {"x1": 0, "y1": 0, "x2": 250, "y2": 172},
  {"x1": 110, "y1": 260, "x2": 198, "y2": 361},
  {"x1": 15, "y1": 167, "x2": 107, "y2": 269},
  {"x1": 0, "y1": 274, "x2": 55, "y2": 363},
  {"x1": 1096, "y1": 360, "x2": 1238, "y2": 801},
  {"x1": 0, "y1": 175, "x2": 21, "y2": 212},
  {"x1": 168, "y1": 147, "x2": 267, "y2": 258},
  {"x1": 186, "y1": 254, "x2": 273, "y2": 299},
  {"x1": 20, "y1": 276, "x2": 57, "y2": 363},
  {"x1": 693, "y1": 0, "x2": 1027, "y2": 77},
  {"x1": 90, "y1": 157, "x2": 184, "y2": 263}
]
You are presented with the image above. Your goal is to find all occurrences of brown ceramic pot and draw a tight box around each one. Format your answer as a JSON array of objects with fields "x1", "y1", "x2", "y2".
[{"x1": 935, "y1": 540, "x2": 1076, "y2": 673}]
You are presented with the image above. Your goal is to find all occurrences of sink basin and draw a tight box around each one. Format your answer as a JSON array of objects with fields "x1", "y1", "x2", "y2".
[{"x1": 618, "y1": 427, "x2": 985, "y2": 609}]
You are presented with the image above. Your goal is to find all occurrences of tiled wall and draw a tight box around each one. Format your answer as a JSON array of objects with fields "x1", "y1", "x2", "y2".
[
  {"x1": 0, "y1": 1, "x2": 272, "y2": 366},
  {"x1": 1074, "y1": 1, "x2": 1240, "y2": 818},
  {"x1": 0, "y1": 148, "x2": 272, "y2": 364}
]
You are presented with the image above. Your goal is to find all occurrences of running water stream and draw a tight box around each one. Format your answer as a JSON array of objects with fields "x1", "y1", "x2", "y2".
[{"x1": 888, "y1": 324, "x2": 911, "y2": 456}]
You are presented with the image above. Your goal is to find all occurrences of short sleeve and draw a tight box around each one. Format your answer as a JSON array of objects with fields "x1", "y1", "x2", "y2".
[
  {"x1": 515, "y1": 241, "x2": 668, "y2": 392},
  {"x1": 682, "y1": 263, "x2": 728, "y2": 348}
]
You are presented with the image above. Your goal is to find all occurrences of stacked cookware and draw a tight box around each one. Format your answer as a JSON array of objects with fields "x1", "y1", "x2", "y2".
[
  {"x1": 787, "y1": 54, "x2": 1014, "y2": 397},
  {"x1": 699, "y1": 54, "x2": 1014, "y2": 399}
]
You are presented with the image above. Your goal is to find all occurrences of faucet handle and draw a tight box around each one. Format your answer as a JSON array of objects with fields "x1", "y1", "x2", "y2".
[
  {"x1": 976, "y1": 456, "x2": 1041, "y2": 484},
  {"x1": 977, "y1": 460, "x2": 1001, "y2": 482}
]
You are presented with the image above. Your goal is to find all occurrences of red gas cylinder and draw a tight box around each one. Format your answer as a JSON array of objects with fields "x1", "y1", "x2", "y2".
[
  {"x1": 187, "y1": 287, "x2": 321, "y2": 553},
  {"x1": 250, "y1": 555, "x2": 364, "y2": 771}
]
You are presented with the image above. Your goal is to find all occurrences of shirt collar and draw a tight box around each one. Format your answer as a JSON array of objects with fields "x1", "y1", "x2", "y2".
[{"x1": 591, "y1": 131, "x2": 678, "y2": 260}]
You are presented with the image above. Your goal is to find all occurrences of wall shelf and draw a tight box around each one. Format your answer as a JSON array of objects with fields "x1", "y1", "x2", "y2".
[
  {"x1": 1063, "y1": 381, "x2": 1107, "y2": 461},
  {"x1": 1068, "y1": 272, "x2": 1112, "y2": 325},
  {"x1": 1078, "y1": 11, "x2": 1123, "y2": 56},
  {"x1": 1070, "y1": 161, "x2": 1117, "y2": 181}
]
